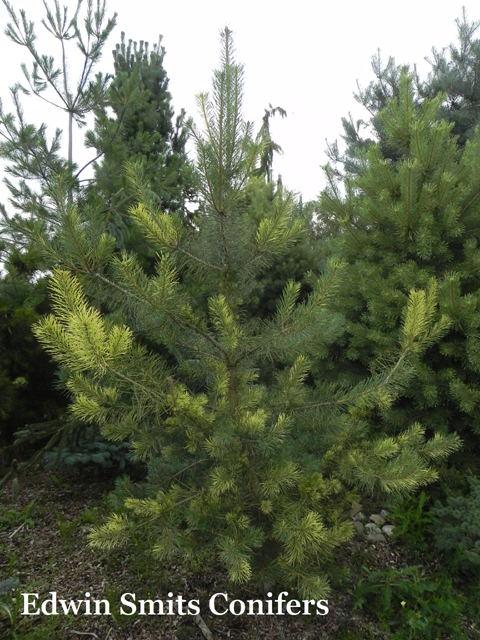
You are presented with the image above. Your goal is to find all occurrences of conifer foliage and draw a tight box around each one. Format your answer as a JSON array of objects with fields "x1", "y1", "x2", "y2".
[
  {"x1": 87, "y1": 31, "x2": 194, "y2": 252},
  {"x1": 0, "y1": 252, "x2": 67, "y2": 448},
  {"x1": 322, "y1": 73, "x2": 480, "y2": 450},
  {"x1": 32, "y1": 31, "x2": 459, "y2": 598},
  {"x1": 0, "y1": 0, "x2": 116, "y2": 216},
  {"x1": 326, "y1": 10, "x2": 480, "y2": 178}
]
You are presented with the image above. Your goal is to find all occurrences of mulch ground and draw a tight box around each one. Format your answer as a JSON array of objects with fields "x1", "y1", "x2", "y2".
[{"x1": 0, "y1": 467, "x2": 478, "y2": 639}]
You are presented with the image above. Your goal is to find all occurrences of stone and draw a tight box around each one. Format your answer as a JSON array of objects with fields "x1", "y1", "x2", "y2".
[
  {"x1": 365, "y1": 522, "x2": 382, "y2": 534},
  {"x1": 382, "y1": 524, "x2": 395, "y2": 537},
  {"x1": 366, "y1": 533, "x2": 386, "y2": 543},
  {"x1": 369, "y1": 514, "x2": 386, "y2": 526},
  {"x1": 380, "y1": 509, "x2": 389, "y2": 519},
  {"x1": 353, "y1": 521, "x2": 364, "y2": 534},
  {"x1": 350, "y1": 503, "x2": 362, "y2": 518},
  {"x1": 352, "y1": 512, "x2": 365, "y2": 522}
]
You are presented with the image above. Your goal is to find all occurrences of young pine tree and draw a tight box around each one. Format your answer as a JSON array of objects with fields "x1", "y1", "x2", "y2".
[
  {"x1": 321, "y1": 73, "x2": 480, "y2": 459},
  {"x1": 32, "y1": 31, "x2": 459, "y2": 598}
]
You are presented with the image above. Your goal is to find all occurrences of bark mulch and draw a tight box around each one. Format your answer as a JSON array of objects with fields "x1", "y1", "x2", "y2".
[{"x1": 0, "y1": 467, "x2": 477, "y2": 639}]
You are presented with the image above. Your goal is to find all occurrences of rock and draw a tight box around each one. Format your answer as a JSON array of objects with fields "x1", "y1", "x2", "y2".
[
  {"x1": 350, "y1": 503, "x2": 362, "y2": 518},
  {"x1": 366, "y1": 533, "x2": 386, "y2": 543},
  {"x1": 369, "y1": 514, "x2": 386, "y2": 526},
  {"x1": 352, "y1": 512, "x2": 365, "y2": 522},
  {"x1": 380, "y1": 509, "x2": 389, "y2": 519},
  {"x1": 353, "y1": 521, "x2": 364, "y2": 534},
  {"x1": 382, "y1": 524, "x2": 395, "y2": 537},
  {"x1": 365, "y1": 522, "x2": 382, "y2": 534}
]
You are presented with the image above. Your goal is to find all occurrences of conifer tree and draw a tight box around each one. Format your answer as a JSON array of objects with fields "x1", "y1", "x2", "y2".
[
  {"x1": 321, "y1": 73, "x2": 480, "y2": 459},
  {"x1": 86, "y1": 32, "x2": 195, "y2": 256},
  {"x1": 0, "y1": 0, "x2": 117, "y2": 464},
  {"x1": 0, "y1": 0, "x2": 116, "y2": 226},
  {"x1": 326, "y1": 9, "x2": 480, "y2": 179},
  {"x1": 31, "y1": 30, "x2": 459, "y2": 598},
  {"x1": 423, "y1": 9, "x2": 480, "y2": 147},
  {"x1": 236, "y1": 177, "x2": 322, "y2": 323},
  {"x1": 0, "y1": 250, "x2": 68, "y2": 450},
  {"x1": 254, "y1": 103, "x2": 287, "y2": 184}
]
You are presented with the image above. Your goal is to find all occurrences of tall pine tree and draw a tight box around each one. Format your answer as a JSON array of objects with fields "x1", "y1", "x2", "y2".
[
  {"x1": 0, "y1": 0, "x2": 116, "y2": 462},
  {"x1": 0, "y1": 0, "x2": 116, "y2": 226},
  {"x1": 86, "y1": 32, "x2": 195, "y2": 257}
]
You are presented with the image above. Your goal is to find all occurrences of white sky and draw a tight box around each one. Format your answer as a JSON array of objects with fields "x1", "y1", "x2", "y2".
[{"x1": 0, "y1": 0, "x2": 478, "y2": 205}]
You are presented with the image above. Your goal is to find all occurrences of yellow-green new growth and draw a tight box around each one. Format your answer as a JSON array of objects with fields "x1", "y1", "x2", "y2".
[{"x1": 34, "y1": 269, "x2": 133, "y2": 376}]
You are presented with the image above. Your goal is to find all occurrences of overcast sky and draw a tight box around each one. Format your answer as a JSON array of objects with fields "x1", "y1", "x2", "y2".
[{"x1": 0, "y1": 0, "x2": 479, "y2": 204}]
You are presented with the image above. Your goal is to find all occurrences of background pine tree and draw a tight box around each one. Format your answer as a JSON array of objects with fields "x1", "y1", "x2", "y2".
[
  {"x1": 0, "y1": 0, "x2": 116, "y2": 227},
  {"x1": 0, "y1": 3, "x2": 189, "y2": 469},
  {"x1": 0, "y1": 0, "x2": 116, "y2": 464},
  {"x1": 86, "y1": 32, "x2": 196, "y2": 260},
  {"x1": 321, "y1": 73, "x2": 480, "y2": 466},
  {"x1": 325, "y1": 10, "x2": 480, "y2": 180}
]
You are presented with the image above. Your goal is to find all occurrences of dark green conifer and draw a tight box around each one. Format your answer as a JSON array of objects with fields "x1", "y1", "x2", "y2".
[
  {"x1": 321, "y1": 73, "x2": 480, "y2": 463},
  {"x1": 86, "y1": 32, "x2": 195, "y2": 257},
  {"x1": 0, "y1": 251, "x2": 67, "y2": 451}
]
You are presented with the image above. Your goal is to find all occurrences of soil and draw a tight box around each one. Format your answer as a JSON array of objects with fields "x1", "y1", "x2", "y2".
[{"x1": 0, "y1": 467, "x2": 478, "y2": 639}]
